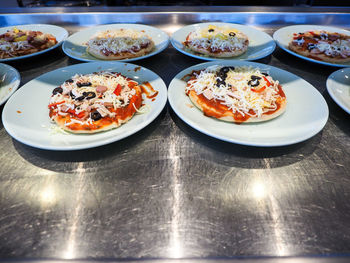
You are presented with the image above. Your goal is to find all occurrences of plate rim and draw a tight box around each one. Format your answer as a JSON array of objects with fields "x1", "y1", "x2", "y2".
[
  {"x1": 62, "y1": 23, "x2": 170, "y2": 62},
  {"x1": 0, "y1": 63, "x2": 21, "y2": 106},
  {"x1": 168, "y1": 60, "x2": 329, "y2": 147},
  {"x1": 170, "y1": 22, "x2": 276, "y2": 61},
  {"x1": 2, "y1": 61, "x2": 168, "y2": 151},
  {"x1": 326, "y1": 67, "x2": 350, "y2": 114},
  {"x1": 273, "y1": 24, "x2": 350, "y2": 68},
  {"x1": 0, "y1": 23, "x2": 69, "y2": 62}
]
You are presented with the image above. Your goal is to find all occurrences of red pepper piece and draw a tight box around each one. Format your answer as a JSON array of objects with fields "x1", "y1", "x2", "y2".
[
  {"x1": 252, "y1": 86, "x2": 266, "y2": 93},
  {"x1": 263, "y1": 76, "x2": 271, "y2": 87},
  {"x1": 113, "y1": 84, "x2": 122, "y2": 96}
]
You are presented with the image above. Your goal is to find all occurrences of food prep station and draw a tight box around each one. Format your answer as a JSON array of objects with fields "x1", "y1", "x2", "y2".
[{"x1": 0, "y1": 6, "x2": 349, "y2": 263}]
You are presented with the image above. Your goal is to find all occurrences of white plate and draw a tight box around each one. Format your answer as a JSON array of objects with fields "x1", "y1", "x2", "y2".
[
  {"x1": 2, "y1": 62, "x2": 167, "y2": 151},
  {"x1": 273, "y1": 25, "x2": 350, "y2": 68},
  {"x1": 0, "y1": 63, "x2": 20, "y2": 106},
  {"x1": 62, "y1": 24, "x2": 169, "y2": 62},
  {"x1": 327, "y1": 68, "x2": 350, "y2": 114},
  {"x1": 170, "y1": 22, "x2": 276, "y2": 61},
  {"x1": 0, "y1": 24, "x2": 68, "y2": 62},
  {"x1": 168, "y1": 61, "x2": 329, "y2": 147}
]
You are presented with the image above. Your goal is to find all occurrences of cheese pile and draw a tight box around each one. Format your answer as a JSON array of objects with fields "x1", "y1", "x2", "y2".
[
  {"x1": 87, "y1": 29, "x2": 152, "y2": 54},
  {"x1": 49, "y1": 72, "x2": 137, "y2": 126},
  {"x1": 187, "y1": 25, "x2": 247, "y2": 52},
  {"x1": 186, "y1": 65, "x2": 282, "y2": 118}
]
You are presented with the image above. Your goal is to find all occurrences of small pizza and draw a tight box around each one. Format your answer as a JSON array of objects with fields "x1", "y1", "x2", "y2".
[
  {"x1": 86, "y1": 29, "x2": 155, "y2": 60},
  {"x1": 182, "y1": 24, "x2": 249, "y2": 58},
  {"x1": 0, "y1": 27, "x2": 57, "y2": 59},
  {"x1": 48, "y1": 71, "x2": 142, "y2": 133},
  {"x1": 185, "y1": 65, "x2": 287, "y2": 123},
  {"x1": 289, "y1": 30, "x2": 350, "y2": 63}
]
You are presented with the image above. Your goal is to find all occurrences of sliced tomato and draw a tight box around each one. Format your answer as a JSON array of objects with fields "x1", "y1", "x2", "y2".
[{"x1": 113, "y1": 84, "x2": 122, "y2": 96}]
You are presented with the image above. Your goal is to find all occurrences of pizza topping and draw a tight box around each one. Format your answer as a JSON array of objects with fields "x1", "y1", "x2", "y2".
[
  {"x1": 291, "y1": 30, "x2": 350, "y2": 59},
  {"x1": 49, "y1": 71, "x2": 141, "y2": 129},
  {"x1": 186, "y1": 65, "x2": 286, "y2": 119},
  {"x1": 87, "y1": 29, "x2": 153, "y2": 55},
  {"x1": 183, "y1": 25, "x2": 248, "y2": 53}
]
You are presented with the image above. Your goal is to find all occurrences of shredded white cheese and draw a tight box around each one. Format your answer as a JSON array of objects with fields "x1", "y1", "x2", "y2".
[{"x1": 186, "y1": 65, "x2": 283, "y2": 118}]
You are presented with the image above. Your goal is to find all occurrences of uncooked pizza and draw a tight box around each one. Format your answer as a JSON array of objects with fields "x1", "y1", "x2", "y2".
[
  {"x1": 0, "y1": 27, "x2": 57, "y2": 59},
  {"x1": 48, "y1": 71, "x2": 142, "y2": 133},
  {"x1": 86, "y1": 29, "x2": 155, "y2": 60},
  {"x1": 289, "y1": 30, "x2": 350, "y2": 63},
  {"x1": 182, "y1": 24, "x2": 249, "y2": 58},
  {"x1": 185, "y1": 65, "x2": 287, "y2": 123}
]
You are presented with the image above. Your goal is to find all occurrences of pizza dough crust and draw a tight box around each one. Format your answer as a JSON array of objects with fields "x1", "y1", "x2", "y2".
[{"x1": 188, "y1": 90, "x2": 286, "y2": 123}]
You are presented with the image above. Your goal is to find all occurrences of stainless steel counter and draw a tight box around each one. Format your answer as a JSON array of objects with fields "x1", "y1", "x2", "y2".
[{"x1": 0, "y1": 7, "x2": 349, "y2": 263}]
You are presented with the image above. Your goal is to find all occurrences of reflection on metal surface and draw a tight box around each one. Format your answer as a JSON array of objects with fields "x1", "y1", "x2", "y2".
[
  {"x1": 168, "y1": 137, "x2": 183, "y2": 258},
  {"x1": 63, "y1": 163, "x2": 85, "y2": 259}
]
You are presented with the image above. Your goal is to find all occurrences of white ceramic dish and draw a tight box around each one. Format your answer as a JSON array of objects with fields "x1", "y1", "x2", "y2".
[
  {"x1": 170, "y1": 22, "x2": 276, "y2": 61},
  {"x1": 0, "y1": 63, "x2": 20, "y2": 106},
  {"x1": 273, "y1": 25, "x2": 350, "y2": 68},
  {"x1": 327, "y1": 68, "x2": 350, "y2": 114},
  {"x1": 0, "y1": 24, "x2": 68, "y2": 62},
  {"x1": 2, "y1": 62, "x2": 167, "y2": 150},
  {"x1": 168, "y1": 61, "x2": 329, "y2": 147},
  {"x1": 62, "y1": 24, "x2": 169, "y2": 62}
]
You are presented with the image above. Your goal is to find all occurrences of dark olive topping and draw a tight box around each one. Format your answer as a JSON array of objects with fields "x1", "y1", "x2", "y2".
[
  {"x1": 251, "y1": 75, "x2": 262, "y2": 80},
  {"x1": 65, "y1": 79, "x2": 74, "y2": 83},
  {"x1": 52, "y1": 87, "x2": 63, "y2": 95},
  {"x1": 75, "y1": 95, "x2": 85, "y2": 101},
  {"x1": 69, "y1": 91, "x2": 76, "y2": 99},
  {"x1": 307, "y1": 43, "x2": 315, "y2": 50},
  {"x1": 208, "y1": 29, "x2": 215, "y2": 33},
  {"x1": 229, "y1": 32, "x2": 236, "y2": 37},
  {"x1": 91, "y1": 111, "x2": 102, "y2": 121},
  {"x1": 216, "y1": 79, "x2": 226, "y2": 87},
  {"x1": 83, "y1": 91, "x2": 96, "y2": 100},
  {"x1": 262, "y1": 72, "x2": 269, "y2": 76},
  {"x1": 218, "y1": 71, "x2": 227, "y2": 80},
  {"x1": 220, "y1": 66, "x2": 231, "y2": 73},
  {"x1": 248, "y1": 79, "x2": 260, "y2": 87},
  {"x1": 77, "y1": 82, "x2": 92, "y2": 88}
]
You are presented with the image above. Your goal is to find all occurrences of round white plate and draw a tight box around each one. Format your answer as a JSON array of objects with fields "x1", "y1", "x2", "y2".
[
  {"x1": 0, "y1": 24, "x2": 68, "y2": 62},
  {"x1": 62, "y1": 24, "x2": 169, "y2": 62},
  {"x1": 327, "y1": 68, "x2": 350, "y2": 114},
  {"x1": 273, "y1": 25, "x2": 350, "y2": 68},
  {"x1": 0, "y1": 63, "x2": 20, "y2": 106},
  {"x1": 2, "y1": 62, "x2": 167, "y2": 151},
  {"x1": 170, "y1": 22, "x2": 276, "y2": 61},
  {"x1": 168, "y1": 61, "x2": 329, "y2": 147}
]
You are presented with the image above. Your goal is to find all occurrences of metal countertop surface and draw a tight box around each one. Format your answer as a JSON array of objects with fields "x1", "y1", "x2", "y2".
[{"x1": 0, "y1": 8, "x2": 349, "y2": 263}]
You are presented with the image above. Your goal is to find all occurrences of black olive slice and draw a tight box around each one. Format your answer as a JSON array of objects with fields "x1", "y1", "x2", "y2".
[
  {"x1": 248, "y1": 79, "x2": 260, "y2": 87},
  {"x1": 75, "y1": 95, "x2": 85, "y2": 101},
  {"x1": 77, "y1": 82, "x2": 92, "y2": 88},
  {"x1": 83, "y1": 91, "x2": 96, "y2": 100},
  {"x1": 220, "y1": 66, "x2": 230, "y2": 73},
  {"x1": 229, "y1": 32, "x2": 236, "y2": 37},
  {"x1": 91, "y1": 111, "x2": 102, "y2": 121},
  {"x1": 307, "y1": 43, "x2": 315, "y2": 50},
  {"x1": 251, "y1": 75, "x2": 262, "y2": 80},
  {"x1": 217, "y1": 71, "x2": 227, "y2": 80},
  {"x1": 208, "y1": 29, "x2": 215, "y2": 32},
  {"x1": 52, "y1": 87, "x2": 63, "y2": 95},
  {"x1": 69, "y1": 91, "x2": 76, "y2": 99},
  {"x1": 262, "y1": 72, "x2": 269, "y2": 76},
  {"x1": 65, "y1": 79, "x2": 74, "y2": 83}
]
